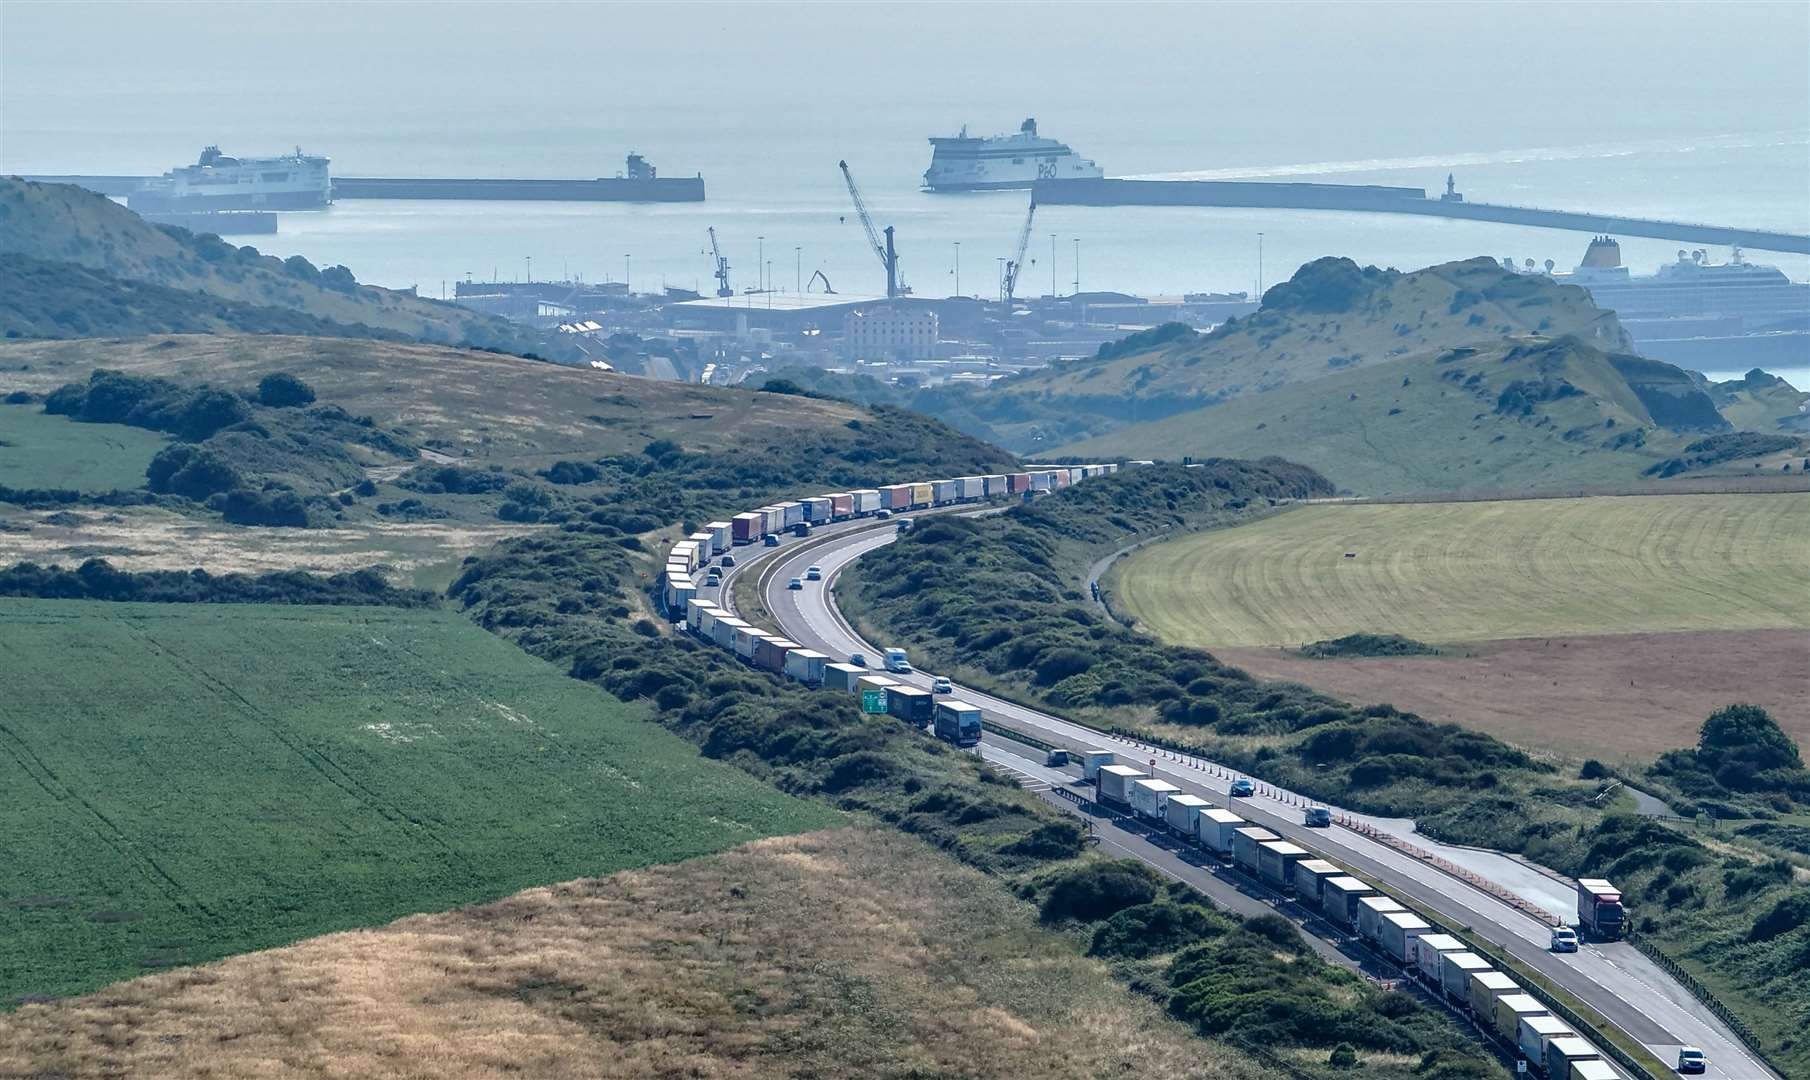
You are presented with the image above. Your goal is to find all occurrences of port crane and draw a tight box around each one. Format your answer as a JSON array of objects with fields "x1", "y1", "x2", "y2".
[
  {"x1": 838, "y1": 159, "x2": 904, "y2": 299},
  {"x1": 707, "y1": 227, "x2": 732, "y2": 297},
  {"x1": 807, "y1": 269, "x2": 836, "y2": 294},
  {"x1": 1000, "y1": 195, "x2": 1037, "y2": 305}
]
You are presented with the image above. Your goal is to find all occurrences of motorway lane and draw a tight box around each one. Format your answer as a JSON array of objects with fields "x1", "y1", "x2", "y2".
[{"x1": 718, "y1": 518, "x2": 1772, "y2": 1080}]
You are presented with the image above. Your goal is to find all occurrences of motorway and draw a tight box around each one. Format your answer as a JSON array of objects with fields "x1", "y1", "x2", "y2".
[{"x1": 703, "y1": 511, "x2": 1774, "y2": 1080}]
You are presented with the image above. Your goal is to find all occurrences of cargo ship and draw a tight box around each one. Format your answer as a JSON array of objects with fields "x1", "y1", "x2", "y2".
[
  {"x1": 923, "y1": 118, "x2": 1102, "y2": 192},
  {"x1": 126, "y1": 146, "x2": 332, "y2": 213}
]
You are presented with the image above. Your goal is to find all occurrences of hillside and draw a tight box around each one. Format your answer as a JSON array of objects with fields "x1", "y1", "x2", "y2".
[
  {"x1": 1709, "y1": 368, "x2": 1810, "y2": 433},
  {"x1": 966, "y1": 256, "x2": 1632, "y2": 447},
  {"x1": 1060, "y1": 336, "x2": 1782, "y2": 494},
  {"x1": 0, "y1": 178, "x2": 537, "y2": 353},
  {"x1": 0, "y1": 253, "x2": 417, "y2": 342}
]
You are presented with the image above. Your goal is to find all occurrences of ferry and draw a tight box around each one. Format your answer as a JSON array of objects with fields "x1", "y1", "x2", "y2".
[
  {"x1": 126, "y1": 146, "x2": 331, "y2": 213},
  {"x1": 923, "y1": 118, "x2": 1102, "y2": 192}
]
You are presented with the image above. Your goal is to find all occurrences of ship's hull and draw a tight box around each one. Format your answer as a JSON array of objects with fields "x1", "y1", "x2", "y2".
[
  {"x1": 127, "y1": 187, "x2": 330, "y2": 212},
  {"x1": 923, "y1": 178, "x2": 1060, "y2": 192}
]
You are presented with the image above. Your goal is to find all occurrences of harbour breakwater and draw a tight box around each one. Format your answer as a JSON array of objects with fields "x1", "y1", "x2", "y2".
[{"x1": 1032, "y1": 178, "x2": 1810, "y2": 256}]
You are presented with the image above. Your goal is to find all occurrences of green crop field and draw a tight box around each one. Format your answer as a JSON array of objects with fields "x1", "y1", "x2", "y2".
[
  {"x1": 0, "y1": 598, "x2": 834, "y2": 1003},
  {"x1": 1111, "y1": 493, "x2": 1810, "y2": 647},
  {"x1": 0, "y1": 407, "x2": 165, "y2": 492}
]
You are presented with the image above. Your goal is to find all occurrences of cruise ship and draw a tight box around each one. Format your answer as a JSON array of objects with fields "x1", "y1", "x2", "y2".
[
  {"x1": 126, "y1": 146, "x2": 332, "y2": 213},
  {"x1": 923, "y1": 118, "x2": 1102, "y2": 192},
  {"x1": 1526, "y1": 237, "x2": 1809, "y2": 372}
]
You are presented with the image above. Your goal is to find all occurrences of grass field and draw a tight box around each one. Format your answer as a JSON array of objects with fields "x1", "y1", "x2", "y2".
[
  {"x1": 0, "y1": 407, "x2": 165, "y2": 492},
  {"x1": 0, "y1": 598, "x2": 833, "y2": 1004},
  {"x1": 0, "y1": 827, "x2": 1261, "y2": 1080},
  {"x1": 1112, "y1": 493, "x2": 1810, "y2": 647}
]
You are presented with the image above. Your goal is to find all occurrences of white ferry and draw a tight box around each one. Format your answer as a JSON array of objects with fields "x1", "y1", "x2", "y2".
[
  {"x1": 923, "y1": 118, "x2": 1102, "y2": 192},
  {"x1": 127, "y1": 146, "x2": 332, "y2": 213}
]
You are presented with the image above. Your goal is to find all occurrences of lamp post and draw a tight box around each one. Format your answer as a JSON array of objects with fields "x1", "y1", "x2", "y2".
[
  {"x1": 624, "y1": 254, "x2": 631, "y2": 293},
  {"x1": 525, "y1": 256, "x2": 531, "y2": 283},
  {"x1": 757, "y1": 236, "x2": 765, "y2": 291}
]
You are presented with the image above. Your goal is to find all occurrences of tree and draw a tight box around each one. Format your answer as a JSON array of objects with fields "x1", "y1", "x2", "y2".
[{"x1": 257, "y1": 372, "x2": 316, "y2": 408}]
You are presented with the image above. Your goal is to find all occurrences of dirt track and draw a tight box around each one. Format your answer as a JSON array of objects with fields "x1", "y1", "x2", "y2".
[{"x1": 1217, "y1": 629, "x2": 1810, "y2": 763}]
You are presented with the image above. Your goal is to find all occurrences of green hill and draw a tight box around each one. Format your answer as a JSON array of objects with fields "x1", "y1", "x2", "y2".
[
  {"x1": 977, "y1": 256, "x2": 1633, "y2": 448},
  {"x1": 0, "y1": 253, "x2": 416, "y2": 342},
  {"x1": 1708, "y1": 368, "x2": 1810, "y2": 433},
  {"x1": 0, "y1": 178, "x2": 537, "y2": 353},
  {"x1": 1059, "y1": 336, "x2": 1775, "y2": 494}
]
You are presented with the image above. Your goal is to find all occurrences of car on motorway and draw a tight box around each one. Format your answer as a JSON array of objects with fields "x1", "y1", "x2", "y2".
[
  {"x1": 763, "y1": 534, "x2": 781, "y2": 547},
  {"x1": 896, "y1": 517, "x2": 912, "y2": 531},
  {"x1": 806, "y1": 566, "x2": 823, "y2": 580},
  {"x1": 1676, "y1": 1046, "x2": 1705, "y2": 1074},
  {"x1": 1045, "y1": 749, "x2": 1069, "y2": 767},
  {"x1": 1228, "y1": 778, "x2": 1255, "y2": 798},
  {"x1": 719, "y1": 553, "x2": 736, "y2": 568},
  {"x1": 874, "y1": 508, "x2": 892, "y2": 519},
  {"x1": 931, "y1": 676, "x2": 952, "y2": 694},
  {"x1": 705, "y1": 571, "x2": 722, "y2": 587},
  {"x1": 1550, "y1": 925, "x2": 1579, "y2": 953},
  {"x1": 788, "y1": 577, "x2": 803, "y2": 590},
  {"x1": 848, "y1": 652, "x2": 866, "y2": 667},
  {"x1": 1304, "y1": 805, "x2": 1331, "y2": 827}
]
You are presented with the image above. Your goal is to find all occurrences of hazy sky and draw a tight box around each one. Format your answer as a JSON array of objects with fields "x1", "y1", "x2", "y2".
[{"x1": 4, "y1": 0, "x2": 1807, "y2": 175}]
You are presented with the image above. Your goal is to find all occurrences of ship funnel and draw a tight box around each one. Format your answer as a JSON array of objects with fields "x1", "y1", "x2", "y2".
[{"x1": 1021, "y1": 118, "x2": 1037, "y2": 137}]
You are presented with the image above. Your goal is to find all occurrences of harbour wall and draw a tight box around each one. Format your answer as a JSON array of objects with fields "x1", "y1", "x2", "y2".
[{"x1": 1033, "y1": 179, "x2": 1810, "y2": 255}]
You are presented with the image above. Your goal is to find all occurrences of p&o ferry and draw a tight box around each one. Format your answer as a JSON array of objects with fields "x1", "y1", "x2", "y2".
[
  {"x1": 127, "y1": 146, "x2": 332, "y2": 213},
  {"x1": 922, "y1": 118, "x2": 1102, "y2": 192}
]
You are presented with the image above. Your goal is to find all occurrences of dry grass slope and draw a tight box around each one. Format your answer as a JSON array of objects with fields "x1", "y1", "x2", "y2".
[
  {"x1": 1112, "y1": 493, "x2": 1810, "y2": 647},
  {"x1": 0, "y1": 827, "x2": 1261, "y2": 1080},
  {"x1": 0, "y1": 335, "x2": 869, "y2": 471}
]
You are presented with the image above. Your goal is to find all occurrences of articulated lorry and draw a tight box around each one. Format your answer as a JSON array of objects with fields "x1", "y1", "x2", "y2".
[
  {"x1": 933, "y1": 700, "x2": 983, "y2": 747},
  {"x1": 1576, "y1": 879, "x2": 1625, "y2": 940}
]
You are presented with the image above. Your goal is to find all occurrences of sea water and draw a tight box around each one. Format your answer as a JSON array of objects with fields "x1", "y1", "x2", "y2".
[{"x1": 3, "y1": 2, "x2": 1805, "y2": 384}]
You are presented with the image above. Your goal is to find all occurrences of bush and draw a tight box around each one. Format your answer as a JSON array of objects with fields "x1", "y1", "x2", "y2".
[
  {"x1": 1038, "y1": 860, "x2": 1161, "y2": 923},
  {"x1": 256, "y1": 372, "x2": 316, "y2": 408},
  {"x1": 146, "y1": 443, "x2": 243, "y2": 499},
  {"x1": 1089, "y1": 900, "x2": 1224, "y2": 959},
  {"x1": 0, "y1": 559, "x2": 433, "y2": 607},
  {"x1": 219, "y1": 486, "x2": 310, "y2": 527}
]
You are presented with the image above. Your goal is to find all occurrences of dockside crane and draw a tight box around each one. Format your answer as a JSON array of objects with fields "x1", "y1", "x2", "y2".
[
  {"x1": 1001, "y1": 195, "x2": 1037, "y2": 305},
  {"x1": 838, "y1": 159, "x2": 904, "y2": 299},
  {"x1": 707, "y1": 226, "x2": 732, "y2": 298}
]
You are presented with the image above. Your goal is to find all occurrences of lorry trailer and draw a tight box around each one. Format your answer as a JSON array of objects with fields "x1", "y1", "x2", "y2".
[
  {"x1": 1412, "y1": 933, "x2": 1466, "y2": 985},
  {"x1": 856, "y1": 675, "x2": 898, "y2": 714},
  {"x1": 1257, "y1": 840, "x2": 1308, "y2": 891},
  {"x1": 1097, "y1": 764, "x2": 1146, "y2": 807},
  {"x1": 1545, "y1": 1036, "x2": 1602, "y2": 1080},
  {"x1": 1231, "y1": 826, "x2": 1280, "y2": 875},
  {"x1": 1517, "y1": 1014, "x2": 1576, "y2": 1068},
  {"x1": 824, "y1": 663, "x2": 866, "y2": 691},
  {"x1": 1081, "y1": 749, "x2": 1116, "y2": 780},
  {"x1": 885, "y1": 684, "x2": 935, "y2": 725},
  {"x1": 1322, "y1": 876, "x2": 1375, "y2": 930},
  {"x1": 1438, "y1": 951, "x2": 1494, "y2": 1005},
  {"x1": 1164, "y1": 793, "x2": 1211, "y2": 837},
  {"x1": 1376, "y1": 912, "x2": 1431, "y2": 963},
  {"x1": 1292, "y1": 859, "x2": 1342, "y2": 908},
  {"x1": 1356, "y1": 894, "x2": 1408, "y2": 943},
  {"x1": 933, "y1": 700, "x2": 983, "y2": 747},
  {"x1": 783, "y1": 648, "x2": 828, "y2": 686},
  {"x1": 1198, "y1": 808, "x2": 1245, "y2": 856},
  {"x1": 1129, "y1": 777, "x2": 1182, "y2": 820},
  {"x1": 1467, "y1": 969, "x2": 1520, "y2": 1019},
  {"x1": 1493, "y1": 993, "x2": 1549, "y2": 1044}
]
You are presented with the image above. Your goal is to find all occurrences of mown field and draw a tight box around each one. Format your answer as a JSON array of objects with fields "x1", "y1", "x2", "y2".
[
  {"x1": 1112, "y1": 493, "x2": 1810, "y2": 647},
  {"x1": 0, "y1": 408, "x2": 165, "y2": 492},
  {"x1": 0, "y1": 827, "x2": 1264, "y2": 1080},
  {"x1": 0, "y1": 598, "x2": 833, "y2": 1004}
]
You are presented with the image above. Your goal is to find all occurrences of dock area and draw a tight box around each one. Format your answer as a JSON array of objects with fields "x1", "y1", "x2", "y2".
[{"x1": 1034, "y1": 178, "x2": 1810, "y2": 255}]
